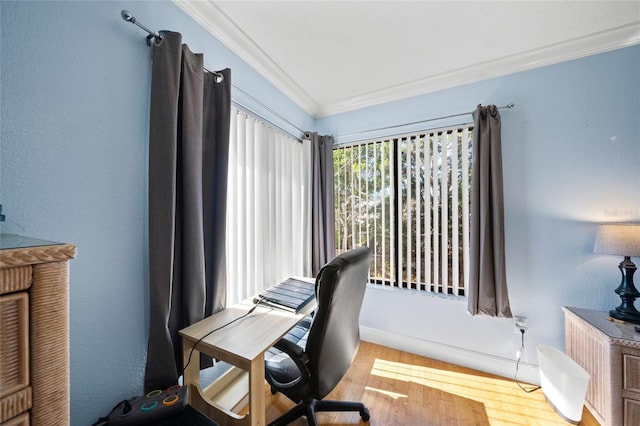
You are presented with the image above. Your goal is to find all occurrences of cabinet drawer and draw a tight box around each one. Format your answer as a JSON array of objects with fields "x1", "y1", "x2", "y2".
[
  {"x1": 2, "y1": 412, "x2": 29, "y2": 426},
  {"x1": 624, "y1": 353, "x2": 640, "y2": 393},
  {"x1": 625, "y1": 399, "x2": 640, "y2": 426},
  {"x1": 0, "y1": 266, "x2": 32, "y2": 294},
  {"x1": 0, "y1": 292, "x2": 29, "y2": 398},
  {"x1": 0, "y1": 386, "x2": 32, "y2": 423}
]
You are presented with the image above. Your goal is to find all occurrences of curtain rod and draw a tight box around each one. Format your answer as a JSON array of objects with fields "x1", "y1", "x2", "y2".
[
  {"x1": 121, "y1": 11, "x2": 512, "y2": 143},
  {"x1": 121, "y1": 10, "x2": 224, "y2": 82},
  {"x1": 336, "y1": 103, "x2": 515, "y2": 140},
  {"x1": 121, "y1": 10, "x2": 306, "y2": 140},
  {"x1": 232, "y1": 102, "x2": 307, "y2": 142},
  {"x1": 231, "y1": 85, "x2": 308, "y2": 140}
]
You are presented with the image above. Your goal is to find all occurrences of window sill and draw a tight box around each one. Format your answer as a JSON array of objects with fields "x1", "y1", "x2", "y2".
[{"x1": 365, "y1": 282, "x2": 466, "y2": 302}]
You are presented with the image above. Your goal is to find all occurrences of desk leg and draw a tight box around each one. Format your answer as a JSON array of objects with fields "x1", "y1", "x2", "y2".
[
  {"x1": 249, "y1": 354, "x2": 266, "y2": 426},
  {"x1": 183, "y1": 341, "x2": 200, "y2": 398}
]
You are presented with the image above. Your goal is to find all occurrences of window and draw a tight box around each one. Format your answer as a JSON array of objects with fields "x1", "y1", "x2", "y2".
[
  {"x1": 226, "y1": 106, "x2": 311, "y2": 305},
  {"x1": 333, "y1": 126, "x2": 473, "y2": 296}
]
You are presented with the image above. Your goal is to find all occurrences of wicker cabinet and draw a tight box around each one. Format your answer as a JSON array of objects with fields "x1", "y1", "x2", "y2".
[
  {"x1": 0, "y1": 235, "x2": 75, "y2": 425},
  {"x1": 563, "y1": 306, "x2": 640, "y2": 426}
]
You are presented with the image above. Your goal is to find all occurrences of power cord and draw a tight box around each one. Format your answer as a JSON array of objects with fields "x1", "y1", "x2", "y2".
[
  {"x1": 91, "y1": 399, "x2": 131, "y2": 426},
  {"x1": 176, "y1": 297, "x2": 264, "y2": 383},
  {"x1": 514, "y1": 328, "x2": 541, "y2": 393}
]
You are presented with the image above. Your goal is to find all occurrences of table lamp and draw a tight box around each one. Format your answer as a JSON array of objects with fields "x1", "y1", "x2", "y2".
[{"x1": 594, "y1": 223, "x2": 640, "y2": 324}]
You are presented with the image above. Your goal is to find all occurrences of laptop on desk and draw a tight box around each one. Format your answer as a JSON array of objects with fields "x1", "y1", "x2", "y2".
[{"x1": 258, "y1": 278, "x2": 316, "y2": 314}]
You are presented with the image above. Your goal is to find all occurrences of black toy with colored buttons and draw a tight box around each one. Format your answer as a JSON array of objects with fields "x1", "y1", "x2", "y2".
[{"x1": 106, "y1": 385, "x2": 187, "y2": 425}]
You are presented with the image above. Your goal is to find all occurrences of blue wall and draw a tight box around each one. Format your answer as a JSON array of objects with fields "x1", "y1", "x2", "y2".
[
  {"x1": 0, "y1": 2, "x2": 311, "y2": 425},
  {"x1": 2, "y1": 1, "x2": 639, "y2": 424},
  {"x1": 318, "y1": 44, "x2": 640, "y2": 378}
]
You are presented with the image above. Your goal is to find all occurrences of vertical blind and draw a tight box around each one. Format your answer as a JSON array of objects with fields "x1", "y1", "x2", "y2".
[
  {"x1": 334, "y1": 125, "x2": 473, "y2": 296},
  {"x1": 226, "y1": 106, "x2": 312, "y2": 305}
]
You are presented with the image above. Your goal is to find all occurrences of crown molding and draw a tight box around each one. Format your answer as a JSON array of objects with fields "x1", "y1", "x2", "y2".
[
  {"x1": 174, "y1": 0, "x2": 640, "y2": 118},
  {"x1": 173, "y1": 0, "x2": 321, "y2": 116},
  {"x1": 318, "y1": 22, "x2": 640, "y2": 117}
]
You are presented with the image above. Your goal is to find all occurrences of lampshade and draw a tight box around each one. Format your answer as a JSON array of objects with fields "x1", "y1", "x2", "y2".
[{"x1": 594, "y1": 224, "x2": 640, "y2": 257}]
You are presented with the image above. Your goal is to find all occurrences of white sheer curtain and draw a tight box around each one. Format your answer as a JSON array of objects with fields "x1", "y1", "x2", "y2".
[{"x1": 226, "y1": 106, "x2": 312, "y2": 305}]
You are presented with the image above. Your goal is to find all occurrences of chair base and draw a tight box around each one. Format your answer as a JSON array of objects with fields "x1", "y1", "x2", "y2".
[{"x1": 268, "y1": 398, "x2": 370, "y2": 426}]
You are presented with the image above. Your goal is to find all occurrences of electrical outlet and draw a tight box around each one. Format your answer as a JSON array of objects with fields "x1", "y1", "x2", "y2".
[{"x1": 514, "y1": 316, "x2": 527, "y2": 333}]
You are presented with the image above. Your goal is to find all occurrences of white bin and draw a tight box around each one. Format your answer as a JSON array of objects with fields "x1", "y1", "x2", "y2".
[{"x1": 537, "y1": 344, "x2": 590, "y2": 424}]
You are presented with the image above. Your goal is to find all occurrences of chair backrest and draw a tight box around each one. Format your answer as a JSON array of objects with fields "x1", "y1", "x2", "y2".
[{"x1": 306, "y1": 246, "x2": 371, "y2": 399}]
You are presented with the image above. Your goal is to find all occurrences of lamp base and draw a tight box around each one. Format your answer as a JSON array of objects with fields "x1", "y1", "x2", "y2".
[
  {"x1": 609, "y1": 256, "x2": 640, "y2": 325},
  {"x1": 609, "y1": 308, "x2": 640, "y2": 325}
]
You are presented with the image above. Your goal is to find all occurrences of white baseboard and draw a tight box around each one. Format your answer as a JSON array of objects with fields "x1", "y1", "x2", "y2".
[{"x1": 360, "y1": 326, "x2": 541, "y2": 386}]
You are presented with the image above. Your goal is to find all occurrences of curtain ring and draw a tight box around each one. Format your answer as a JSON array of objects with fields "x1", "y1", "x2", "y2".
[{"x1": 147, "y1": 33, "x2": 164, "y2": 47}]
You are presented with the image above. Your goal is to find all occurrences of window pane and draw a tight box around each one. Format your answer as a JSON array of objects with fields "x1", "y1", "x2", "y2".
[{"x1": 333, "y1": 126, "x2": 471, "y2": 297}]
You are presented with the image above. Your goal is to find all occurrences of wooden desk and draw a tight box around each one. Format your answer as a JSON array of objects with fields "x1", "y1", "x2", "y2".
[{"x1": 180, "y1": 297, "x2": 315, "y2": 426}]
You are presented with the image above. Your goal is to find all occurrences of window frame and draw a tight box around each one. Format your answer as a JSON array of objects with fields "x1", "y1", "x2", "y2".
[{"x1": 333, "y1": 124, "x2": 473, "y2": 297}]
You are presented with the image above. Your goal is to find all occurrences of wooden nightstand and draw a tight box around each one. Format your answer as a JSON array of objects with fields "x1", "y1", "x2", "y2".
[{"x1": 563, "y1": 306, "x2": 640, "y2": 426}]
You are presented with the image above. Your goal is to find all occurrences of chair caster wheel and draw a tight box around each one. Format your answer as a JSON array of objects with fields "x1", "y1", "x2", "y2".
[{"x1": 360, "y1": 407, "x2": 370, "y2": 421}]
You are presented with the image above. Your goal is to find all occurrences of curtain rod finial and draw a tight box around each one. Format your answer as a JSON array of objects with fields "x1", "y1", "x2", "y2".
[{"x1": 121, "y1": 10, "x2": 135, "y2": 23}]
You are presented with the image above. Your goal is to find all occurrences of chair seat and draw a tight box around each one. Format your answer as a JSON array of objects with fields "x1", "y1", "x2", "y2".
[{"x1": 265, "y1": 318, "x2": 311, "y2": 385}]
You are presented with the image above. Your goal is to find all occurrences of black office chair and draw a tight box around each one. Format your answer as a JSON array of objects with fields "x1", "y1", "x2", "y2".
[{"x1": 264, "y1": 247, "x2": 371, "y2": 426}]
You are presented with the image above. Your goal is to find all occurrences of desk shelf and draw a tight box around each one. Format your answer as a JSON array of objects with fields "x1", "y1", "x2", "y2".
[{"x1": 201, "y1": 365, "x2": 249, "y2": 413}]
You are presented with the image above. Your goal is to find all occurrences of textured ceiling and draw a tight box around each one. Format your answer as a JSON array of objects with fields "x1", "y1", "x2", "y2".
[{"x1": 175, "y1": 1, "x2": 640, "y2": 117}]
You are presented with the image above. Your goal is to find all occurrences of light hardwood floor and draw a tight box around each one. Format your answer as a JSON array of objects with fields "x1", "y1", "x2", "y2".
[{"x1": 264, "y1": 341, "x2": 600, "y2": 426}]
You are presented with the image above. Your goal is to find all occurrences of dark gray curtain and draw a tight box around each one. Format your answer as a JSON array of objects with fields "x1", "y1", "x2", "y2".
[
  {"x1": 144, "y1": 31, "x2": 231, "y2": 390},
  {"x1": 310, "y1": 133, "x2": 336, "y2": 275},
  {"x1": 467, "y1": 105, "x2": 512, "y2": 317}
]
